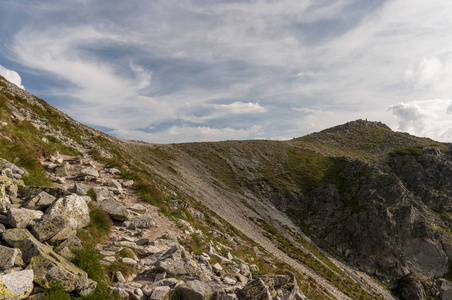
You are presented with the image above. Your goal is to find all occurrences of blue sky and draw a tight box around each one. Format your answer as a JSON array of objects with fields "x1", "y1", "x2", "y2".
[{"x1": 1, "y1": 0, "x2": 452, "y2": 143}]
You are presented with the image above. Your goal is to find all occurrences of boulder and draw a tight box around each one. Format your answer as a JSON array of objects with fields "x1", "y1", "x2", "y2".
[
  {"x1": 236, "y1": 278, "x2": 274, "y2": 300},
  {"x1": 150, "y1": 286, "x2": 171, "y2": 300},
  {"x1": 92, "y1": 187, "x2": 111, "y2": 201},
  {"x1": 155, "y1": 245, "x2": 209, "y2": 281},
  {"x1": 7, "y1": 207, "x2": 43, "y2": 228},
  {"x1": 122, "y1": 180, "x2": 134, "y2": 187},
  {"x1": 108, "y1": 168, "x2": 121, "y2": 175},
  {"x1": 73, "y1": 183, "x2": 90, "y2": 196},
  {"x1": 130, "y1": 214, "x2": 156, "y2": 229},
  {"x1": 31, "y1": 215, "x2": 67, "y2": 241},
  {"x1": 0, "y1": 245, "x2": 21, "y2": 270},
  {"x1": 401, "y1": 276, "x2": 426, "y2": 300},
  {"x1": 0, "y1": 159, "x2": 26, "y2": 176},
  {"x1": 0, "y1": 168, "x2": 21, "y2": 198},
  {"x1": 26, "y1": 246, "x2": 97, "y2": 296},
  {"x1": 108, "y1": 180, "x2": 123, "y2": 193},
  {"x1": 176, "y1": 280, "x2": 226, "y2": 300},
  {"x1": 54, "y1": 162, "x2": 70, "y2": 177},
  {"x1": 24, "y1": 191, "x2": 56, "y2": 210},
  {"x1": 2, "y1": 228, "x2": 54, "y2": 262},
  {"x1": 434, "y1": 279, "x2": 452, "y2": 300},
  {"x1": 46, "y1": 194, "x2": 90, "y2": 230},
  {"x1": 98, "y1": 198, "x2": 130, "y2": 221},
  {"x1": 80, "y1": 168, "x2": 99, "y2": 178},
  {"x1": 0, "y1": 270, "x2": 34, "y2": 299}
]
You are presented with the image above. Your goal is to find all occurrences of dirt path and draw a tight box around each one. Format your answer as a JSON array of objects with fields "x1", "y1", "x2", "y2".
[{"x1": 46, "y1": 154, "x2": 186, "y2": 244}]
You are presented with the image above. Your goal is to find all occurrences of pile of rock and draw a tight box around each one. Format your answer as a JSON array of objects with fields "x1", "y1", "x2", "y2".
[
  {"x1": 105, "y1": 231, "x2": 306, "y2": 300},
  {"x1": 0, "y1": 159, "x2": 96, "y2": 298}
]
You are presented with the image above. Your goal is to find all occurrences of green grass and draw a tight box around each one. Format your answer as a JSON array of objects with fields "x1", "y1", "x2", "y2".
[
  {"x1": 390, "y1": 145, "x2": 424, "y2": 157},
  {"x1": 77, "y1": 204, "x2": 112, "y2": 246},
  {"x1": 44, "y1": 283, "x2": 71, "y2": 300}
]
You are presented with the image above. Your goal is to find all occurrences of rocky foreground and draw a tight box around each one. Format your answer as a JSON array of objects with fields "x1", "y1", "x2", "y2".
[{"x1": 0, "y1": 151, "x2": 307, "y2": 299}]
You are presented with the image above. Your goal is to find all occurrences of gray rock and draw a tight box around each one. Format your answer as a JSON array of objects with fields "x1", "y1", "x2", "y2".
[
  {"x1": 150, "y1": 278, "x2": 179, "y2": 289},
  {"x1": 123, "y1": 180, "x2": 134, "y2": 187},
  {"x1": 7, "y1": 207, "x2": 43, "y2": 228},
  {"x1": 108, "y1": 168, "x2": 121, "y2": 175},
  {"x1": 223, "y1": 276, "x2": 236, "y2": 285},
  {"x1": 0, "y1": 269, "x2": 34, "y2": 299},
  {"x1": 116, "y1": 271, "x2": 126, "y2": 283},
  {"x1": 54, "y1": 162, "x2": 70, "y2": 177},
  {"x1": 177, "y1": 280, "x2": 226, "y2": 300},
  {"x1": 31, "y1": 215, "x2": 67, "y2": 241},
  {"x1": 129, "y1": 203, "x2": 146, "y2": 212},
  {"x1": 211, "y1": 253, "x2": 232, "y2": 265},
  {"x1": 239, "y1": 264, "x2": 250, "y2": 277},
  {"x1": 0, "y1": 159, "x2": 25, "y2": 176},
  {"x1": 121, "y1": 257, "x2": 138, "y2": 266},
  {"x1": 26, "y1": 246, "x2": 97, "y2": 296},
  {"x1": 108, "y1": 180, "x2": 123, "y2": 193},
  {"x1": 434, "y1": 279, "x2": 452, "y2": 300},
  {"x1": 93, "y1": 186, "x2": 111, "y2": 201},
  {"x1": 150, "y1": 286, "x2": 171, "y2": 300},
  {"x1": 237, "y1": 278, "x2": 273, "y2": 300},
  {"x1": 46, "y1": 194, "x2": 90, "y2": 230},
  {"x1": 57, "y1": 246, "x2": 76, "y2": 260},
  {"x1": 99, "y1": 198, "x2": 131, "y2": 221},
  {"x1": 2, "y1": 228, "x2": 96, "y2": 296},
  {"x1": 24, "y1": 191, "x2": 56, "y2": 210},
  {"x1": 401, "y1": 276, "x2": 426, "y2": 300},
  {"x1": 0, "y1": 245, "x2": 21, "y2": 270},
  {"x1": 212, "y1": 263, "x2": 223, "y2": 274},
  {"x1": 50, "y1": 227, "x2": 77, "y2": 244},
  {"x1": 111, "y1": 287, "x2": 129, "y2": 298},
  {"x1": 80, "y1": 168, "x2": 99, "y2": 178},
  {"x1": 73, "y1": 183, "x2": 90, "y2": 195},
  {"x1": 130, "y1": 214, "x2": 156, "y2": 229}
]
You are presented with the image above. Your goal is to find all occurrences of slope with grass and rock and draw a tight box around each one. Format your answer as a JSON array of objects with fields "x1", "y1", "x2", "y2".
[{"x1": 2, "y1": 75, "x2": 452, "y2": 299}]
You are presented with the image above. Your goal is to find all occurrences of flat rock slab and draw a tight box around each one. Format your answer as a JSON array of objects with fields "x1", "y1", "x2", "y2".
[
  {"x1": 0, "y1": 269, "x2": 34, "y2": 299},
  {"x1": 24, "y1": 191, "x2": 56, "y2": 210},
  {"x1": 31, "y1": 215, "x2": 67, "y2": 242},
  {"x1": 7, "y1": 207, "x2": 43, "y2": 228}
]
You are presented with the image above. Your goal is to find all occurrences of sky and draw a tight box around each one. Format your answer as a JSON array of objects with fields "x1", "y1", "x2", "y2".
[{"x1": 1, "y1": 0, "x2": 452, "y2": 143}]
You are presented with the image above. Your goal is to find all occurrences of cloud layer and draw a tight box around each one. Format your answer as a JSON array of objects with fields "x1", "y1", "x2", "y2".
[{"x1": 1, "y1": 0, "x2": 452, "y2": 142}]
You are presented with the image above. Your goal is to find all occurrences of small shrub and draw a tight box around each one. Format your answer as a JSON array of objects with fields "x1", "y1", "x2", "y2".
[
  {"x1": 87, "y1": 188, "x2": 97, "y2": 201},
  {"x1": 79, "y1": 204, "x2": 112, "y2": 245}
]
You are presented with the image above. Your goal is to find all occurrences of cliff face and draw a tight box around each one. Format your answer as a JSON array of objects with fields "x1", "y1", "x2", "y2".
[{"x1": 2, "y1": 74, "x2": 452, "y2": 299}]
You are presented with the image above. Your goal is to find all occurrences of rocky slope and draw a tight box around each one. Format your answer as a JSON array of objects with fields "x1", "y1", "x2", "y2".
[{"x1": 2, "y1": 75, "x2": 452, "y2": 299}]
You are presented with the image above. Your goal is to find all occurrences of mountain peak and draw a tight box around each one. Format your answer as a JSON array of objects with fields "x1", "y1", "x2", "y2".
[{"x1": 320, "y1": 119, "x2": 392, "y2": 134}]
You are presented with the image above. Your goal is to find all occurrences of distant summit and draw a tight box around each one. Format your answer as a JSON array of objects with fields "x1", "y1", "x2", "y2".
[{"x1": 319, "y1": 119, "x2": 392, "y2": 134}]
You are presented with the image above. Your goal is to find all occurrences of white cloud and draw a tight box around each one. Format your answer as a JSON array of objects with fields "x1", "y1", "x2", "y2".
[
  {"x1": 211, "y1": 102, "x2": 267, "y2": 114},
  {"x1": 404, "y1": 56, "x2": 452, "y2": 92},
  {"x1": 0, "y1": 65, "x2": 24, "y2": 89},
  {"x1": 111, "y1": 125, "x2": 264, "y2": 143},
  {"x1": 177, "y1": 101, "x2": 267, "y2": 124},
  {"x1": 388, "y1": 99, "x2": 452, "y2": 142}
]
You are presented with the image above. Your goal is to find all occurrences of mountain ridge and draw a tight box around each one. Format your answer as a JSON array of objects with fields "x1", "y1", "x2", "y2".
[{"x1": 1, "y1": 75, "x2": 452, "y2": 299}]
